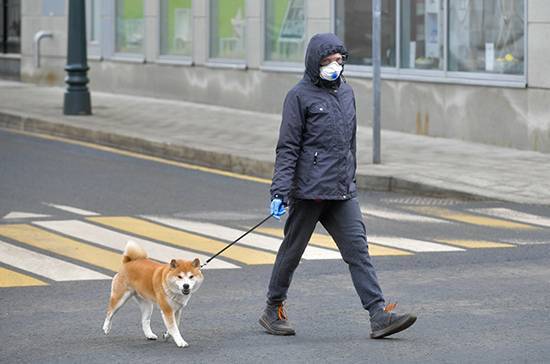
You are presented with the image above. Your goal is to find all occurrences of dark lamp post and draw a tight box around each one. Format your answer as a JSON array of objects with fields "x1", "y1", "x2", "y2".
[
  {"x1": 372, "y1": 0, "x2": 381, "y2": 164},
  {"x1": 63, "y1": 0, "x2": 91, "y2": 115}
]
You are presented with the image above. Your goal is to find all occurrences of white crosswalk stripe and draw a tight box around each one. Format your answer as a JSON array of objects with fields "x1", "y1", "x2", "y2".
[
  {"x1": 361, "y1": 207, "x2": 451, "y2": 224},
  {"x1": 43, "y1": 203, "x2": 100, "y2": 216},
  {"x1": 502, "y1": 240, "x2": 549, "y2": 246},
  {"x1": 3, "y1": 212, "x2": 51, "y2": 220},
  {"x1": 0, "y1": 239, "x2": 110, "y2": 281},
  {"x1": 142, "y1": 215, "x2": 342, "y2": 260},
  {"x1": 33, "y1": 220, "x2": 238, "y2": 270},
  {"x1": 470, "y1": 208, "x2": 550, "y2": 228},
  {"x1": 369, "y1": 236, "x2": 465, "y2": 252}
]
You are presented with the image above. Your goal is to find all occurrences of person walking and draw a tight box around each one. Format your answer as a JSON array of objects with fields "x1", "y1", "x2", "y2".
[{"x1": 259, "y1": 33, "x2": 417, "y2": 339}]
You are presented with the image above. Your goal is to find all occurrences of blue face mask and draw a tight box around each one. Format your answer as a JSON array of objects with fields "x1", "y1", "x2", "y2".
[{"x1": 319, "y1": 61, "x2": 343, "y2": 81}]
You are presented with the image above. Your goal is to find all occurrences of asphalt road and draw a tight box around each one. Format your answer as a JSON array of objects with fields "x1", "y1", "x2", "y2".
[{"x1": 1, "y1": 129, "x2": 549, "y2": 363}]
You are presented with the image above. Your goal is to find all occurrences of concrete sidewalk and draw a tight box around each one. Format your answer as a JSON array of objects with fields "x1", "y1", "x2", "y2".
[{"x1": 1, "y1": 80, "x2": 549, "y2": 205}]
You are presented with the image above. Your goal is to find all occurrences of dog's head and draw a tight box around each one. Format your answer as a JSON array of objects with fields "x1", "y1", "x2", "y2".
[{"x1": 167, "y1": 258, "x2": 204, "y2": 296}]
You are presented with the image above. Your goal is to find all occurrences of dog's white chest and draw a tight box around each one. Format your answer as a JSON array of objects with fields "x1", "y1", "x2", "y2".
[{"x1": 167, "y1": 292, "x2": 191, "y2": 309}]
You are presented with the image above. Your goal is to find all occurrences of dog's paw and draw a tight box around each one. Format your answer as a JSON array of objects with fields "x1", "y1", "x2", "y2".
[
  {"x1": 102, "y1": 323, "x2": 111, "y2": 335},
  {"x1": 145, "y1": 333, "x2": 158, "y2": 340},
  {"x1": 174, "y1": 337, "x2": 189, "y2": 348},
  {"x1": 163, "y1": 331, "x2": 170, "y2": 340}
]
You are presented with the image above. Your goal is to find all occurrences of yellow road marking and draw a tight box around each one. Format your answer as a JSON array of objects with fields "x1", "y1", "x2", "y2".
[
  {"x1": 367, "y1": 243, "x2": 412, "y2": 256},
  {"x1": 3, "y1": 128, "x2": 271, "y2": 185},
  {"x1": 0, "y1": 267, "x2": 48, "y2": 288},
  {"x1": 0, "y1": 224, "x2": 121, "y2": 272},
  {"x1": 88, "y1": 216, "x2": 275, "y2": 265},
  {"x1": 255, "y1": 227, "x2": 412, "y2": 256},
  {"x1": 435, "y1": 239, "x2": 516, "y2": 249},
  {"x1": 406, "y1": 207, "x2": 535, "y2": 230}
]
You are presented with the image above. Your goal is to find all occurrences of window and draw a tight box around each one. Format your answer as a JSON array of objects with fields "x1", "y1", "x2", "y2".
[
  {"x1": 448, "y1": 0, "x2": 525, "y2": 75},
  {"x1": 332, "y1": 0, "x2": 525, "y2": 83},
  {"x1": 264, "y1": 0, "x2": 305, "y2": 63},
  {"x1": 335, "y1": 0, "x2": 396, "y2": 67},
  {"x1": 0, "y1": 0, "x2": 21, "y2": 54},
  {"x1": 209, "y1": 0, "x2": 246, "y2": 60},
  {"x1": 90, "y1": 0, "x2": 101, "y2": 43},
  {"x1": 401, "y1": 0, "x2": 444, "y2": 70},
  {"x1": 115, "y1": 0, "x2": 144, "y2": 54},
  {"x1": 160, "y1": 0, "x2": 192, "y2": 57}
]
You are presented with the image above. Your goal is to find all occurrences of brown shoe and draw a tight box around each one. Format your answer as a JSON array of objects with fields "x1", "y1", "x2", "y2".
[
  {"x1": 259, "y1": 302, "x2": 296, "y2": 336},
  {"x1": 370, "y1": 304, "x2": 417, "y2": 339}
]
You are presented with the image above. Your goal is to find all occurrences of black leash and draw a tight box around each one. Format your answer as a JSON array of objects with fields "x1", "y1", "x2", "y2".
[{"x1": 201, "y1": 213, "x2": 274, "y2": 269}]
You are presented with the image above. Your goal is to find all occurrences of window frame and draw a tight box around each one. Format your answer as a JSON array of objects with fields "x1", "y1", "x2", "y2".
[
  {"x1": 156, "y1": 0, "x2": 194, "y2": 66},
  {"x1": 330, "y1": 0, "x2": 527, "y2": 88},
  {"x1": 332, "y1": 0, "x2": 400, "y2": 76},
  {"x1": 86, "y1": 0, "x2": 102, "y2": 60},
  {"x1": 111, "y1": 0, "x2": 146, "y2": 63},
  {"x1": 205, "y1": 0, "x2": 247, "y2": 70},
  {"x1": 259, "y1": 0, "x2": 306, "y2": 73},
  {"x1": 445, "y1": 0, "x2": 527, "y2": 84}
]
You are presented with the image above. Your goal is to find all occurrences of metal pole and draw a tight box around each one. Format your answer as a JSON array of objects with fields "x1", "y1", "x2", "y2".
[
  {"x1": 2, "y1": 0, "x2": 8, "y2": 54},
  {"x1": 372, "y1": 0, "x2": 381, "y2": 164},
  {"x1": 63, "y1": 0, "x2": 91, "y2": 115}
]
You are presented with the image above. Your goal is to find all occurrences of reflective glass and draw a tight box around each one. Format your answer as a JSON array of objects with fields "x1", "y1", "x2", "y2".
[
  {"x1": 210, "y1": 0, "x2": 246, "y2": 60},
  {"x1": 160, "y1": 0, "x2": 193, "y2": 56},
  {"x1": 335, "y1": 0, "x2": 396, "y2": 67},
  {"x1": 264, "y1": 0, "x2": 305, "y2": 63},
  {"x1": 115, "y1": 0, "x2": 144, "y2": 53},
  {"x1": 401, "y1": 0, "x2": 444, "y2": 70},
  {"x1": 448, "y1": 0, "x2": 524, "y2": 75},
  {"x1": 1, "y1": 0, "x2": 21, "y2": 53}
]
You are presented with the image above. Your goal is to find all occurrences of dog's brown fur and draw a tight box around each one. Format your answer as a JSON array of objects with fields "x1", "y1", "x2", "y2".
[{"x1": 103, "y1": 241, "x2": 203, "y2": 347}]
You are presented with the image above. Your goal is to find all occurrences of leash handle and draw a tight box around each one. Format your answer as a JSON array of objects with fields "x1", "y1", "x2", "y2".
[{"x1": 201, "y1": 213, "x2": 274, "y2": 268}]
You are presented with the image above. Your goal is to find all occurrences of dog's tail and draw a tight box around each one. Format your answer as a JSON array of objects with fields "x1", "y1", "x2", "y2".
[{"x1": 123, "y1": 240, "x2": 148, "y2": 263}]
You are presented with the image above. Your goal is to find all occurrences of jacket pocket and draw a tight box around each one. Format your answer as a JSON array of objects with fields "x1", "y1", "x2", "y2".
[
  {"x1": 309, "y1": 102, "x2": 329, "y2": 114},
  {"x1": 307, "y1": 102, "x2": 336, "y2": 144},
  {"x1": 310, "y1": 151, "x2": 332, "y2": 183},
  {"x1": 311, "y1": 151, "x2": 321, "y2": 179},
  {"x1": 308, "y1": 151, "x2": 340, "y2": 196},
  {"x1": 308, "y1": 103, "x2": 331, "y2": 124}
]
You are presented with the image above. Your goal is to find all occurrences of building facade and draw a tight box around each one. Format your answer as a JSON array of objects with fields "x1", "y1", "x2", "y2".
[{"x1": 2, "y1": 0, "x2": 550, "y2": 152}]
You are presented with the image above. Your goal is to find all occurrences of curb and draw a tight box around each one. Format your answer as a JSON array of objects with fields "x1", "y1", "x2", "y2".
[
  {"x1": 0, "y1": 111, "x2": 275, "y2": 179},
  {"x1": 0, "y1": 111, "x2": 488, "y2": 201}
]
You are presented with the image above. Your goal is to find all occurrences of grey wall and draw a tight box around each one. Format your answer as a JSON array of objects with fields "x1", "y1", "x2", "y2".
[
  {"x1": 0, "y1": 55, "x2": 21, "y2": 80},
  {"x1": 20, "y1": 0, "x2": 67, "y2": 85},
  {"x1": 528, "y1": 0, "x2": 550, "y2": 89}
]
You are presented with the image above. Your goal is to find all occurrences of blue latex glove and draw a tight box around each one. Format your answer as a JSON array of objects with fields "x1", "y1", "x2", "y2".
[{"x1": 270, "y1": 198, "x2": 286, "y2": 220}]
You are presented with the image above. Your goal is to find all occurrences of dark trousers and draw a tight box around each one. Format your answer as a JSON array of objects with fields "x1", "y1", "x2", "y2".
[{"x1": 267, "y1": 198, "x2": 385, "y2": 313}]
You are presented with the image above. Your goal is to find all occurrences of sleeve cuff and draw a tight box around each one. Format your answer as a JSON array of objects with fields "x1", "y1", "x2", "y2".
[{"x1": 272, "y1": 194, "x2": 286, "y2": 205}]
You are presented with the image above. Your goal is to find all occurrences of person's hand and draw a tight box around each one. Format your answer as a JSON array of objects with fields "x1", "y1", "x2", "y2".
[{"x1": 270, "y1": 198, "x2": 286, "y2": 220}]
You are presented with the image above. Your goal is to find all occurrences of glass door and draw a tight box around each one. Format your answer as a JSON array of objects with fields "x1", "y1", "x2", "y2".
[{"x1": 1, "y1": 0, "x2": 21, "y2": 54}]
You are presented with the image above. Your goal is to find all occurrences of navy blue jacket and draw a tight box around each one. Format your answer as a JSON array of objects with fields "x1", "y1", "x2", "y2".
[{"x1": 271, "y1": 33, "x2": 357, "y2": 203}]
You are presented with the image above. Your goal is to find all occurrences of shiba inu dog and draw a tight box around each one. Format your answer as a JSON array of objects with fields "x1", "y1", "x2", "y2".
[{"x1": 102, "y1": 241, "x2": 204, "y2": 348}]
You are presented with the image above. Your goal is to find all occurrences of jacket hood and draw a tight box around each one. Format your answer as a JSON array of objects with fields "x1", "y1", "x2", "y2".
[{"x1": 304, "y1": 33, "x2": 348, "y2": 84}]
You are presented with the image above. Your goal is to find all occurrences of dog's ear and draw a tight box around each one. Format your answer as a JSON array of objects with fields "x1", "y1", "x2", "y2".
[
  {"x1": 170, "y1": 259, "x2": 177, "y2": 269},
  {"x1": 192, "y1": 258, "x2": 200, "y2": 268}
]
